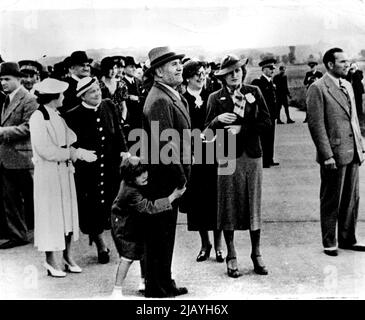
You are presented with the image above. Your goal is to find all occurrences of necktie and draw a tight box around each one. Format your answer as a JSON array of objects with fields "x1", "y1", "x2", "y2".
[
  {"x1": 339, "y1": 79, "x2": 352, "y2": 114},
  {"x1": 3, "y1": 95, "x2": 10, "y2": 109}
]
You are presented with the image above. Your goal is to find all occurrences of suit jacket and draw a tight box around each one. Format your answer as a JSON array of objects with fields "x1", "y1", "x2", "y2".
[
  {"x1": 205, "y1": 84, "x2": 272, "y2": 159},
  {"x1": 304, "y1": 70, "x2": 323, "y2": 88},
  {"x1": 273, "y1": 73, "x2": 290, "y2": 98},
  {"x1": 307, "y1": 73, "x2": 365, "y2": 166},
  {"x1": 143, "y1": 81, "x2": 191, "y2": 199},
  {"x1": 0, "y1": 86, "x2": 38, "y2": 169},
  {"x1": 251, "y1": 75, "x2": 277, "y2": 119},
  {"x1": 124, "y1": 77, "x2": 145, "y2": 129}
]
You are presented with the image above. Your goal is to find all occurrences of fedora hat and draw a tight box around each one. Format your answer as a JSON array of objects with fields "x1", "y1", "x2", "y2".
[
  {"x1": 124, "y1": 56, "x2": 141, "y2": 68},
  {"x1": 33, "y1": 78, "x2": 69, "y2": 94},
  {"x1": 0, "y1": 62, "x2": 26, "y2": 77},
  {"x1": 215, "y1": 54, "x2": 248, "y2": 77},
  {"x1": 69, "y1": 51, "x2": 93, "y2": 67},
  {"x1": 258, "y1": 56, "x2": 277, "y2": 68},
  {"x1": 145, "y1": 46, "x2": 185, "y2": 75}
]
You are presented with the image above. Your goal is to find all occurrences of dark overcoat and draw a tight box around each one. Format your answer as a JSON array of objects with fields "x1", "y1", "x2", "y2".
[{"x1": 64, "y1": 99, "x2": 128, "y2": 234}]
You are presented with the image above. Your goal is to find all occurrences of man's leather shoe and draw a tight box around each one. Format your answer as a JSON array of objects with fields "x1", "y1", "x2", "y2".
[
  {"x1": 277, "y1": 119, "x2": 284, "y2": 124},
  {"x1": 167, "y1": 280, "x2": 188, "y2": 297},
  {"x1": 324, "y1": 249, "x2": 338, "y2": 256},
  {"x1": 339, "y1": 244, "x2": 365, "y2": 251},
  {"x1": 263, "y1": 164, "x2": 271, "y2": 168},
  {"x1": 287, "y1": 119, "x2": 295, "y2": 124},
  {"x1": 0, "y1": 239, "x2": 29, "y2": 249},
  {"x1": 271, "y1": 162, "x2": 280, "y2": 166}
]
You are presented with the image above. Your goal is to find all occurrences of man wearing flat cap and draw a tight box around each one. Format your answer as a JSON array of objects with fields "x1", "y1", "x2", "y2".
[
  {"x1": 18, "y1": 60, "x2": 43, "y2": 94},
  {"x1": 0, "y1": 62, "x2": 38, "y2": 249},
  {"x1": 59, "y1": 51, "x2": 92, "y2": 114},
  {"x1": 142, "y1": 46, "x2": 190, "y2": 297},
  {"x1": 252, "y1": 57, "x2": 280, "y2": 168}
]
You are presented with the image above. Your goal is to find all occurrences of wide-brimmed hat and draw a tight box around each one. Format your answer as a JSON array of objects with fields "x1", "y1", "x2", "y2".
[
  {"x1": 145, "y1": 46, "x2": 185, "y2": 75},
  {"x1": 18, "y1": 60, "x2": 43, "y2": 75},
  {"x1": 33, "y1": 78, "x2": 69, "y2": 94},
  {"x1": 0, "y1": 62, "x2": 26, "y2": 77},
  {"x1": 68, "y1": 51, "x2": 93, "y2": 67},
  {"x1": 258, "y1": 56, "x2": 277, "y2": 68},
  {"x1": 215, "y1": 54, "x2": 248, "y2": 77},
  {"x1": 307, "y1": 57, "x2": 318, "y2": 66},
  {"x1": 76, "y1": 76, "x2": 98, "y2": 97}
]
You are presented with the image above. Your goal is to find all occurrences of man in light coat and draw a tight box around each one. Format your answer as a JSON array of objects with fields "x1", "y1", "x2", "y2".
[
  {"x1": 0, "y1": 62, "x2": 38, "y2": 249},
  {"x1": 307, "y1": 47, "x2": 365, "y2": 256},
  {"x1": 142, "y1": 46, "x2": 190, "y2": 298}
]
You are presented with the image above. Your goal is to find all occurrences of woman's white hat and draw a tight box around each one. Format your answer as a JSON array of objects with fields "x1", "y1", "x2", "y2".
[
  {"x1": 76, "y1": 76, "x2": 97, "y2": 97},
  {"x1": 33, "y1": 78, "x2": 69, "y2": 94}
]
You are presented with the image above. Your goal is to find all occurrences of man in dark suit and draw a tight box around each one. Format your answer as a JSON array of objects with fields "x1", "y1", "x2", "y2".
[
  {"x1": 307, "y1": 48, "x2": 365, "y2": 256},
  {"x1": 251, "y1": 57, "x2": 279, "y2": 168},
  {"x1": 346, "y1": 62, "x2": 364, "y2": 117},
  {"x1": 123, "y1": 56, "x2": 145, "y2": 134},
  {"x1": 0, "y1": 62, "x2": 38, "y2": 249},
  {"x1": 273, "y1": 66, "x2": 294, "y2": 124},
  {"x1": 303, "y1": 59, "x2": 323, "y2": 123},
  {"x1": 59, "y1": 51, "x2": 92, "y2": 114},
  {"x1": 142, "y1": 46, "x2": 190, "y2": 297}
]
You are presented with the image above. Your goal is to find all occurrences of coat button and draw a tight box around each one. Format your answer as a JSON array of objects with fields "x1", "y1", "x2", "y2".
[
  {"x1": 101, "y1": 136, "x2": 105, "y2": 140},
  {"x1": 99, "y1": 127, "x2": 103, "y2": 131},
  {"x1": 96, "y1": 118, "x2": 100, "y2": 122}
]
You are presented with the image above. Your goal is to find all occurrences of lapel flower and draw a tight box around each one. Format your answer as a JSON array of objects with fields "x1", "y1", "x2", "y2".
[
  {"x1": 219, "y1": 97, "x2": 227, "y2": 101},
  {"x1": 245, "y1": 93, "x2": 255, "y2": 103}
]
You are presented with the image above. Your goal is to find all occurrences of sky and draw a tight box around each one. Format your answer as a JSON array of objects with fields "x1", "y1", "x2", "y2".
[{"x1": 1, "y1": 0, "x2": 365, "y2": 61}]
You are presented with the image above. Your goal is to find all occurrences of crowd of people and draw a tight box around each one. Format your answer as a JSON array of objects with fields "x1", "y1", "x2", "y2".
[{"x1": 0, "y1": 45, "x2": 364, "y2": 298}]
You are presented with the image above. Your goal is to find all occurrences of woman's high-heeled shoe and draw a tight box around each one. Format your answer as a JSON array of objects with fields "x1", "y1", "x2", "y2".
[
  {"x1": 215, "y1": 250, "x2": 224, "y2": 263},
  {"x1": 98, "y1": 248, "x2": 110, "y2": 264},
  {"x1": 43, "y1": 262, "x2": 66, "y2": 278},
  {"x1": 63, "y1": 259, "x2": 82, "y2": 273},
  {"x1": 251, "y1": 254, "x2": 268, "y2": 275},
  {"x1": 226, "y1": 257, "x2": 241, "y2": 278},
  {"x1": 196, "y1": 244, "x2": 212, "y2": 262}
]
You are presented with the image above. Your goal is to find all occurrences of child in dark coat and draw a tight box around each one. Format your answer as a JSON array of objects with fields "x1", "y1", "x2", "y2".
[{"x1": 110, "y1": 156, "x2": 186, "y2": 298}]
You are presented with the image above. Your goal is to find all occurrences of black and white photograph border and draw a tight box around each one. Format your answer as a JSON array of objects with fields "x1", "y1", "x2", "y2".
[{"x1": 1, "y1": 0, "x2": 365, "y2": 300}]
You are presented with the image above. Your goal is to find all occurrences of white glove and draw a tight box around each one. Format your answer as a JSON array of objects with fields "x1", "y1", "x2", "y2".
[{"x1": 76, "y1": 148, "x2": 97, "y2": 162}]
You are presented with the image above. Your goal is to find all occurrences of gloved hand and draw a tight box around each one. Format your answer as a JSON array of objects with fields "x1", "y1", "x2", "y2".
[{"x1": 76, "y1": 148, "x2": 97, "y2": 162}]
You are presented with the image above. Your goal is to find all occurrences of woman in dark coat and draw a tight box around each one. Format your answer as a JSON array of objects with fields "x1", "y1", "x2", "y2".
[
  {"x1": 204, "y1": 55, "x2": 272, "y2": 277},
  {"x1": 64, "y1": 77, "x2": 129, "y2": 264},
  {"x1": 181, "y1": 60, "x2": 224, "y2": 263}
]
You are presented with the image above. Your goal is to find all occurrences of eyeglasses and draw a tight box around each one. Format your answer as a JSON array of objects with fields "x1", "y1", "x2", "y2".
[{"x1": 194, "y1": 71, "x2": 205, "y2": 78}]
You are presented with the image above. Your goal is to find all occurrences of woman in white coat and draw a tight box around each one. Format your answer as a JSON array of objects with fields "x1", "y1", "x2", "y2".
[{"x1": 30, "y1": 78, "x2": 97, "y2": 277}]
